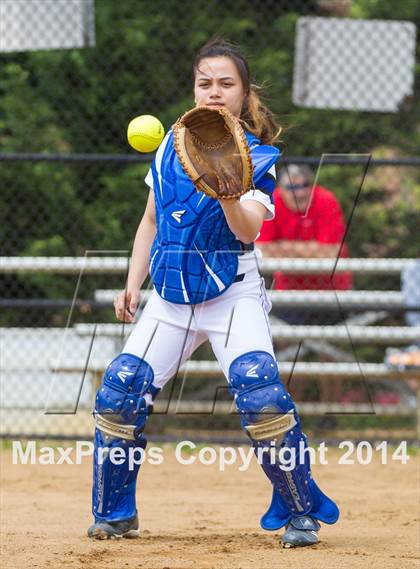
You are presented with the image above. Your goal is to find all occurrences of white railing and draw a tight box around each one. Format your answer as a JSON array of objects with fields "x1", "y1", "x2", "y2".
[
  {"x1": 0, "y1": 256, "x2": 416, "y2": 274},
  {"x1": 94, "y1": 289, "x2": 407, "y2": 308},
  {"x1": 55, "y1": 358, "x2": 420, "y2": 380},
  {"x1": 73, "y1": 322, "x2": 420, "y2": 344}
]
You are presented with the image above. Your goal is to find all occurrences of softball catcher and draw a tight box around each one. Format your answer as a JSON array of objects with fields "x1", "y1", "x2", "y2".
[{"x1": 88, "y1": 38, "x2": 339, "y2": 548}]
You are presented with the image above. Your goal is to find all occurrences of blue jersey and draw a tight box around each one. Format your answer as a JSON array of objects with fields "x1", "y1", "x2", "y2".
[{"x1": 149, "y1": 130, "x2": 279, "y2": 305}]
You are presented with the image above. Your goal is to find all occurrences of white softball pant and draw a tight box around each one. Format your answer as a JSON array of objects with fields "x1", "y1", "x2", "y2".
[{"x1": 122, "y1": 266, "x2": 275, "y2": 389}]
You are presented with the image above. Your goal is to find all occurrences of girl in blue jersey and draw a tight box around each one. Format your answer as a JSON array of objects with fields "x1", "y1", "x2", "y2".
[{"x1": 88, "y1": 38, "x2": 339, "y2": 548}]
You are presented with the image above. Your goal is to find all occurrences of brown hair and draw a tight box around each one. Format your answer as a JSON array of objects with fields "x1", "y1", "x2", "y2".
[{"x1": 193, "y1": 38, "x2": 281, "y2": 145}]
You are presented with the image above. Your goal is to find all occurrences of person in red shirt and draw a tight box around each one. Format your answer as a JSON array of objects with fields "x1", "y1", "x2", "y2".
[
  {"x1": 257, "y1": 165, "x2": 352, "y2": 404},
  {"x1": 257, "y1": 164, "x2": 352, "y2": 292}
]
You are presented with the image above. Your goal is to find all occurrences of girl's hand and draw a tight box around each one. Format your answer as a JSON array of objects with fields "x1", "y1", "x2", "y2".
[
  {"x1": 217, "y1": 165, "x2": 242, "y2": 199},
  {"x1": 114, "y1": 289, "x2": 140, "y2": 323}
]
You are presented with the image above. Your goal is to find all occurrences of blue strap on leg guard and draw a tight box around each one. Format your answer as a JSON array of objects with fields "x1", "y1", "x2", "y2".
[
  {"x1": 229, "y1": 351, "x2": 339, "y2": 530},
  {"x1": 92, "y1": 353, "x2": 158, "y2": 523}
]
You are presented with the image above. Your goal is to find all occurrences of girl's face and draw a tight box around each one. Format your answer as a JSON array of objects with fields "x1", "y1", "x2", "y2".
[{"x1": 194, "y1": 56, "x2": 247, "y2": 118}]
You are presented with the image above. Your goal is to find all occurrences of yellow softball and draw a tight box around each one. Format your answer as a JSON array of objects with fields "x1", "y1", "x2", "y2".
[{"x1": 127, "y1": 115, "x2": 165, "y2": 153}]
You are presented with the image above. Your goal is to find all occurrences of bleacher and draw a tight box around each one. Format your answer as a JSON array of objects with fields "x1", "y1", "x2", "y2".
[{"x1": 1, "y1": 256, "x2": 419, "y2": 439}]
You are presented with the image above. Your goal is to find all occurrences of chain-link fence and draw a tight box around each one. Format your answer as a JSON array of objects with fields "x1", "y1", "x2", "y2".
[{"x1": 1, "y1": 0, "x2": 419, "y2": 439}]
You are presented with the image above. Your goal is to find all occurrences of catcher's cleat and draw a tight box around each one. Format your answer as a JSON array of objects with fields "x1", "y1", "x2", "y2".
[
  {"x1": 281, "y1": 516, "x2": 321, "y2": 548},
  {"x1": 87, "y1": 513, "x2": 139, "y2": 540}
]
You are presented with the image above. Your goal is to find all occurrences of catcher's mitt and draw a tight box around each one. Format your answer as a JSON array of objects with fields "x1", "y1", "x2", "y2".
[{"x1": 173, "y1": 106, "x2": 253, "y2": 200}]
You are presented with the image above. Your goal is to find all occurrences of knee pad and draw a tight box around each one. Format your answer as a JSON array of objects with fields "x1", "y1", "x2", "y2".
[
  {"x1": 94, "y1": 352, "x2": 159, "y2": 442},
  {"x1": 228, "y1": 350, "x2": 297, "y2": 440}
]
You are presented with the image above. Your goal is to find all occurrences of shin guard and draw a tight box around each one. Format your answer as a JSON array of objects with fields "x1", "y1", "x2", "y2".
[
  {"x1": 228, "y1": 351, "x2": 339, "y2": 529},
  {"x1": 92, "y1": 353, "x2": 159, "y2": 522}
]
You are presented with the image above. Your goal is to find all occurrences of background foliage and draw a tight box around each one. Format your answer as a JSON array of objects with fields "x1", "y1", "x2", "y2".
[{"x1": 0, "y1": 0, "x2": 418, "y2": 311}]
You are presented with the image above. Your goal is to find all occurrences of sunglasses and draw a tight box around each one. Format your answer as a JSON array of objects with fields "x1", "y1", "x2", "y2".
[{"x1": 284, "y1": 182, "x2": 310, "y2": 191}]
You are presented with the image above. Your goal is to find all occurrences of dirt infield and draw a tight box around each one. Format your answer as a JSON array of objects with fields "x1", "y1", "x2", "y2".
[{"x1": 1, "y1": 443, "x2": 419, "y2": 569}]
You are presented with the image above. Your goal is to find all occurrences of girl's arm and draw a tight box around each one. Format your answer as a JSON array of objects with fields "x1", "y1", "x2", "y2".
[
  {"x1": 126, "y1": 190, "x2": 156, "y2": 290},
  {"x1": 114, "y1": 190, "x2": 156, "y2": 322},
  {"x1": 219, "y1": 199, "x2": 267, "y2": 244}
]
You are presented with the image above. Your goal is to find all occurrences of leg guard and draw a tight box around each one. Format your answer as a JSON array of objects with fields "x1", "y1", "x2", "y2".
[
  {"x1": 92, "y1": 353, "x2": 159, "y2": 523},
  {"x1": 228, "y1": 351, "x2": 339, "y2": 530}
]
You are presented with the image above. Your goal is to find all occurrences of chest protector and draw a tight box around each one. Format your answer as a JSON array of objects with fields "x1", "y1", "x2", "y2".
[{"x1": 150, "y1": 130, "x2": 279, "y2": 305}]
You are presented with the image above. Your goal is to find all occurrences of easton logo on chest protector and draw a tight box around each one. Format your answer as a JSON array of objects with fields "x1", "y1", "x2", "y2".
[{"x1": 171, "y1": 210, "x2": 186, "y2": 223}]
